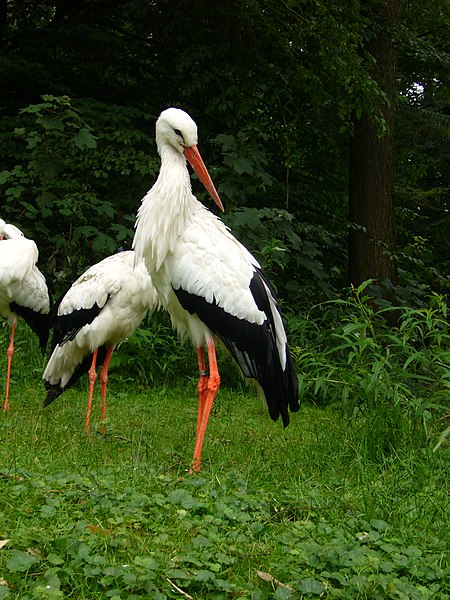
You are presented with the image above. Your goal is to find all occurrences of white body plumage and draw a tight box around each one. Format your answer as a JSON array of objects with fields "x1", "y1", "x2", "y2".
[
  {"x1": 0, "y1": 217, "x2": 50, "y2": 410},
  {"x1": 0, "y1": 218, "x2": 50, "y2": 328},
  {"x1": 133, "y1": 110, "x2": 286, "y2": 360},
  {"x1": 133, "y1": 108, "x2": 298, "y2": 455},
  {"x1": 136, "y1": 192, "x2": 275, "y2": 348},
  {"x1": 43, "y1": 250, "x2": 157, "y2": 397}
]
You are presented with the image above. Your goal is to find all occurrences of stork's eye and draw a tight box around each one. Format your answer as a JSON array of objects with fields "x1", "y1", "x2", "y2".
[{"x1": 174, "y1": 128, "x2": 183, "y2": 139}]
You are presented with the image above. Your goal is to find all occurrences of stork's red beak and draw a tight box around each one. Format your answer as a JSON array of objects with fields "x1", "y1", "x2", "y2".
[{"x1": 183, "y1": 145, "x2": 224, "y2": 212}]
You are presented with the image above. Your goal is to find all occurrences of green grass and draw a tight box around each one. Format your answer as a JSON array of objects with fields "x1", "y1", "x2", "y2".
[
  {"x1": 0, "y1": 375, "x2": 448, "y2": 599},
  {"x1": 0, "y1": 300, "x2": 449, "y2": 599}
]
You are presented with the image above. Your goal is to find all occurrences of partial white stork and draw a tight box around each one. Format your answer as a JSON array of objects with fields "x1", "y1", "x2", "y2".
[
  {"x1": 0, "y1": 218, "x2": 50, "y2": 411},
  {"x1": 133, "y1": 107, "x2": 299, "y2": 471},
  {"x1": 43, "y1": 250, "x2": 158, "y2": 432}
]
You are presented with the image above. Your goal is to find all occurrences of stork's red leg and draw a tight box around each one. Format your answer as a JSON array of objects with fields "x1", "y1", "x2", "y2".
[
  {"x1": 84, "y1": 348, "x2": 98, "y2": 433},
  {"x1": 99, "y1": 346, "x2": 114, "y2": 434},
  {"x1": 3, "y1": 322, "x2": 16, "y2": 412},
  {"x1": 191, "y1": 339, "x2": 220, "y2": 473},
  {"x1": 196, "y1": 346, "x2": 208, "y2": 437}
]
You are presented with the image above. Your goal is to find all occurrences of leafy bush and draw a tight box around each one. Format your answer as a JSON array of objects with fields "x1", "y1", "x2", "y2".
[
  {"x1": 0, "y1": 95, "x2": 157, "y2": 283},
  {"x1": 223, "y1": 206, "x2": 345, "y2": 305}
]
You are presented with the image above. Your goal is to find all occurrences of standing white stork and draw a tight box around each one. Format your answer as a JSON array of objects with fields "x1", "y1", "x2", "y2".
[
  {"x1": 43, "y1": 250, "x2": 158, "y2": 432},
  {"x1": 0, "y1": 218, "x2": 50, "y2": 411},
  {"x1": 133, "y1": 108, "x2": 299, "y2": 471}
]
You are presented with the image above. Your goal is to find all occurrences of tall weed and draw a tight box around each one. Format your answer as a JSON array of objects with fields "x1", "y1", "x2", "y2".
[{"x1": 289, "y1": 282, "x2": 449, "y2": 461}]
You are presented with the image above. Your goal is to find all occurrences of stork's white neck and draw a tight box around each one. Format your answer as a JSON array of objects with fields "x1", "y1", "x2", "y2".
[{"x1": 133, "y1": 144, "x2": 194, "y2": 273}]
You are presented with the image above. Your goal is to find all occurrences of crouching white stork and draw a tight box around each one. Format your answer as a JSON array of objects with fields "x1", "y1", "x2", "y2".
[
  {"x1": 133, "y1": 107, "x2": 299, "y2": 471},
  {"x1": 0, "y1": 218, "x2": 50, "y2": 411},
  {"x1": 43, "y1": 250, "x2": 158, "y2": 432}
]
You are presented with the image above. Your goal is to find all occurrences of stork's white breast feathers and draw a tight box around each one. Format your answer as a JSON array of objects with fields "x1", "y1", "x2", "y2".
[{"x1": 167, "y1": 206, "x2": 265, "y2": 325}]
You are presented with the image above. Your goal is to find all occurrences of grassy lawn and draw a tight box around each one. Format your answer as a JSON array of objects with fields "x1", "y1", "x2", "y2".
[{"x1": 0, "y1": 371, "x2": 448, "y2": 598}]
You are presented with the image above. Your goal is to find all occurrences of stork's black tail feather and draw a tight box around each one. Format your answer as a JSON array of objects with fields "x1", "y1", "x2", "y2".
[
  {"x1": 44, "y1": 382, "x2": 65, "y2": 407},
  {"x1": 43, "y1": 346, "x2": 108, "y2": 408},
  {"x1": 221, "y1": 335, "x2": 299, "y2": 427}
]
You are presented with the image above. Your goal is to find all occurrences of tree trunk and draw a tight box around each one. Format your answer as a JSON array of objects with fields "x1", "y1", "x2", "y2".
[{"x1": 348, "y1": 0, "x2": 401, "y2": 292}]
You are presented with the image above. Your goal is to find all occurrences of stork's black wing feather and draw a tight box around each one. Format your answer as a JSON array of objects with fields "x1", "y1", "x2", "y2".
[
  {"x1": 173, "y1": 267, "x2": 299, "y2": 426},
  {"x1": 9, "y1": 301, "x2": 50, "y2": 353},
  {"x1": 49, "y1": 301, "x2": 107, "y2": 351}
]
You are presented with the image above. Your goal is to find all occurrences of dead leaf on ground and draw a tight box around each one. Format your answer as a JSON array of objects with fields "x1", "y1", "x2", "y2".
[
  {"x1": 166, "y1": 579, "x2": 193, "y2": 599},
  {"x1": 86, "y1": 524, "x2": 111, "y2": 536},
  {"x1": 256, "y1": 570, "x2": 295, "y2": 591},
  {"x1": 0, "y1": 473, "x2": 24, "y2": 481},
  {"x1": 0, "y1": 539, "x2": 10, "y2": 550}
]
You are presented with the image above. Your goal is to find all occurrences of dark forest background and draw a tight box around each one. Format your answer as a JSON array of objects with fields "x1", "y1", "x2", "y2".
[{"x1": 0, "y1": 0, "x2": 448, "y2": 310}]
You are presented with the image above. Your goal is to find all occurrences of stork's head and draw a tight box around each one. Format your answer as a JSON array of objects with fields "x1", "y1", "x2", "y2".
[
  {"x1": 0, "y1": 218, "x2": 23, "y2": 240},
  {"x1": 156, "y1": 107, "x2": 198, "y2": 153},
  {"x1": 156, "y1": 108, "x2": 224, "y2": 212}
]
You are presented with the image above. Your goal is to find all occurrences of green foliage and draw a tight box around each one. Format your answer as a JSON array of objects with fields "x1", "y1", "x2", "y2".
[
  {"x1": 223, "y1": 206, "x2": 345, "y2": 304},
  {"x1": 394, "y1": 0, "x2": 450, "y2": 296},
  {"x1": 1, "y1": 301, "x2": 449, "y2": 597},
  {"x1": 271, "y1": 520, "x2": 447, "y2": 599},
  {"x1": 0, "y1": 7, "x2": 448, "y2": 595},
  {"x1": 1, "y1": 468, "x2": 447, "y2": 598},
  {"x1": 213, "y1": 130, "x2": 276, "y2": 202},
  {"x1": 0, "y1": 95, "x2": 157, "y2": 283},
  {"x1": 1, "y1": 95, "x2": 100, "y2": 263},
  {"x1": 1, "y1": 474, "x2": 448, "y2": 598},
  {"x1": 290, "y1": 283, "x2": 449, "y2": 461},
  {"x1": 0, "y1": 0, "x2": 448, "y2": 301}
]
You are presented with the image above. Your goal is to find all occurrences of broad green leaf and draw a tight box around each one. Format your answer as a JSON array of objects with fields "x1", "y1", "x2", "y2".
[
  {"x1": 0, "y1": 171, "x2": 11, "y2": 184},
  {"x1": 370, "y1": 519, "x2": 389, "y2": 531},
  {"x1": 194, "y1": 569, "x2": 215, "y2": 581},
  {"x1": 73, "y1": 128, "x2": 97, "y2": 149},
  {"x1": 67, "y1": 541, "x2": 91, "y2": 561},
  {"x1": 6, "y1": 550, "x2": 39, "y2": 572},
  {"x1": 298, "y1": 578, "x2": 326, "y2": 594},
  {"x1": 168, "y1": 489, "x2": 196, "y2": 509},
  {"x1": 39, "y1": 116, "x2": 64, "y2": 130},
  {"x1": 233, "y1": 156, "x2": 254, "y2": 175}
]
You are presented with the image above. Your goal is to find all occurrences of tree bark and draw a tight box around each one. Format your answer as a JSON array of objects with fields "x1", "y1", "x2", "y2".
[{"x1": 348, "y1": 0, "x2": 401, "y2": 292}]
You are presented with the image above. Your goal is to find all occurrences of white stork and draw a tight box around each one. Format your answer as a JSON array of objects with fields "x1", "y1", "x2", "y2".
[
  {"x1": 133, "y1": 107, "x2": 299, "y2": 471},
  {"x1": 43, "y1": 250, "x2": 158, "y2": 432},
  {"x1": 0, "y1": 218, "x2": 50, "y2": 411}
]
